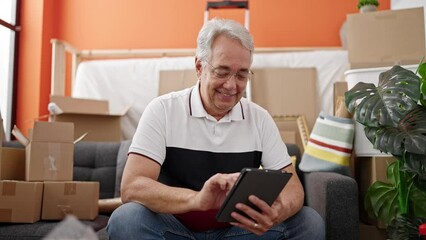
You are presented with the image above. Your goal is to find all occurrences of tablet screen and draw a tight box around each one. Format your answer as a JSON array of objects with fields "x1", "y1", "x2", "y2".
[{"x1": 215, "y1": 168, "x2": 292, "y2": 222}]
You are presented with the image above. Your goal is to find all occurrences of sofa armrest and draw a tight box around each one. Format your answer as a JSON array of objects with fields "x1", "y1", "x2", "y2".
[{"x1": 304, "y1": 172, "x2": 359, "y2": 240}]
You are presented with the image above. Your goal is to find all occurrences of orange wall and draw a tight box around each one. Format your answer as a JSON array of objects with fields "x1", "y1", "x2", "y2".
[
  {"x1": 17, "y1": 0, "x2": 390, "y2": 134},
  {"x1": 16, "y1": 0, "x2": 43, "y2": 134}
]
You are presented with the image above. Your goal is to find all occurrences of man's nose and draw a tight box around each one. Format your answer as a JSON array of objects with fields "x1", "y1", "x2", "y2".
[{"x1": 223, "y1": 74, "x2": 238, "y2": 89}]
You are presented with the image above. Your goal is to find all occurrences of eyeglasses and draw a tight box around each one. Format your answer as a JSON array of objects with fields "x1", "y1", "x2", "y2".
[{"x1": 204, "y1": 61, "x2": 253, "y2": 82}]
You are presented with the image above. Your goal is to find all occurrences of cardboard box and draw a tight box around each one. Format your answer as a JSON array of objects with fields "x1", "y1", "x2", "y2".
[
  {"x1": 1, "y1": 117, "x2": 26, "y2": 180},
  {"x1": 42, "y1": 181, "x2": 99, "y2": 220},
  {"x1": 49, "y1": 95, "x2": 109, "y2": 115},
  {"x1": 12, "y1": 122, "x2": 78, "y2": 181},
  {"x1": 274, "y1": 115, "x2": 310, "y2": 154},
  {"x1": 357, "y1": 156, "x2": 396, "y2": 227},
  {"x1": 279, "y1": 131, "x2": 297, "y2": 145},
  {"x1": 0, "y1": 147, "x2": 25, "y2": 180},
  {"x1": 0, "y1": 181, "x2": 43, "y2": 223},
  {"x1": 159, "y1": 69, "x2": 197, "y2": 95},
  {"x1": 49, "y1": 95, "x2": 128, "y2": 142},
  {"x1": 347, "y1": 7, "x2": 425, "y2": 69},
  {"x1": 250, "y1": 67, "x2": 318, "y2": 131}
]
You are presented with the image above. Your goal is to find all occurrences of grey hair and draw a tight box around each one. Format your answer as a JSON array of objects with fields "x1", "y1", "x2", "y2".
[{"x1": 196, "y1": 18, "x2": 254, "y2": 64}]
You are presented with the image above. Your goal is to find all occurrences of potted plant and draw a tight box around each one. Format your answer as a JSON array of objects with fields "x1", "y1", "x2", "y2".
[
  {"x1": 357, "y1": 0, "x2": 379, "y2": 13},
  {"x1": 344, "y1": 63, "x2": 426, "y2": 239}
]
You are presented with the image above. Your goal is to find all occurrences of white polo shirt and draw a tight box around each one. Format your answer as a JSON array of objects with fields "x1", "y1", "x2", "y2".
[{"x1": 129, "y1": 81, "x2": 291, "y2": 191}]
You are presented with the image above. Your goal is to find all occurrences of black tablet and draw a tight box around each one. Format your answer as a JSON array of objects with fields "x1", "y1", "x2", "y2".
[{"x1": 215, "y1": 168, "x2": 292, "y2": 222}]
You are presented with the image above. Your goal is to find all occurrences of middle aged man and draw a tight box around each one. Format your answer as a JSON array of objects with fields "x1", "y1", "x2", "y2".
[{"x1": 107, "y1": 18, "x2": 325, "y2": 240}]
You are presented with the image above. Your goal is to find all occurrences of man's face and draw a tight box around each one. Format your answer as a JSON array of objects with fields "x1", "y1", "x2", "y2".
[{"x1": 196, "y1": 35, "x2": 251, "y2": 120}]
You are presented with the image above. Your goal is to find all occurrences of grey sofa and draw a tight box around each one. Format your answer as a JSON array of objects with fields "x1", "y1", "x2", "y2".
[{"x1": 0, "y1": 141, "x2": 358, "y2": 240}]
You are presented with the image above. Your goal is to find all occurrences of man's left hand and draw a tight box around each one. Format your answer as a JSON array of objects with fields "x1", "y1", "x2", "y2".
[{"x1": 229, "y1": 195, "x2": 280, "y2": 235}]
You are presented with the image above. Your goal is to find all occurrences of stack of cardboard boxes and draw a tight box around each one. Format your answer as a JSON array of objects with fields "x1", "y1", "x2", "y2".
[
  {"x1": 0, "y1": 121, "x2": 99, "y2": 223},
  {"x1": 345, "y1": 7, "x2": 425, "y2": 238}
]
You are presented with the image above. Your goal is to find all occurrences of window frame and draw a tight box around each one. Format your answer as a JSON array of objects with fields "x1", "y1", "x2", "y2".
[{"x1": 0, "y1": 0, "x2": 21, "y2": 140}]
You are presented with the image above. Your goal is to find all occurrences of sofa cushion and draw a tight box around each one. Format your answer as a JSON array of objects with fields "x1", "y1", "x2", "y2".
[{"x1": 73, "y1": 141, "x2": 120, "y2": 199}]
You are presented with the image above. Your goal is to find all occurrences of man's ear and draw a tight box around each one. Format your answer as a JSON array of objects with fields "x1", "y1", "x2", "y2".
[{"x1": 195, "y1": 57, "x2": 202, "y2": 79}]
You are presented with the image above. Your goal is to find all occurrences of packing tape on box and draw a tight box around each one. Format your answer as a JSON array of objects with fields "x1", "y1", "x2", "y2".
[
  {"x1": 48, "y1": 103, "x2": 63, "y2": 115},
  {"x1": 0, "y1": 209, "x2": 12, "y2": 222},
  {"x1": 64, "y1": 183, "x2": 77, "y2": 195},
  {"x1": 44, "y1": 143, "x2": 62, "y2": 180},
  {"x1": 0, "y1": 182, "x2": 15, "y2": 222},
  {"x1": 1, "y1": 182, "x2": 16, "y2": 196}
]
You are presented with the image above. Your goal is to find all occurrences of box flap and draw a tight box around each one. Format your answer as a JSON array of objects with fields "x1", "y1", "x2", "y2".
[
  {"x1": 52, "y1": 114, "x2": 122, "y2": 142},
  {"x1": 74, "y1": 132, "x2": 88, "y2": 144},
  {"x1": 31, "y1": 121, "x2": 74, "y2": 143},
  {"x1": 110, "y1": 105, "x2": 130, "y2": 116},
  {"x1": 50, "y1": 95, "x2": 109, "y2": 115},
  {"x1": 11, "y1": 125, "x2": 29, "y2": 146}
]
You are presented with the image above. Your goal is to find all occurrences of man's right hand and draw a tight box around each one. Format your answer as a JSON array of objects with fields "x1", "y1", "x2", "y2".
[{"x1": 194, "y1": 172, "x2": 240, "y2": 211}]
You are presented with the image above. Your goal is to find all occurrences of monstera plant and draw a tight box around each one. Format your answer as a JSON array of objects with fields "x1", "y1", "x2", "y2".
[{"x1": 345, "y1": 63, "x2": 426, "y2": 239}]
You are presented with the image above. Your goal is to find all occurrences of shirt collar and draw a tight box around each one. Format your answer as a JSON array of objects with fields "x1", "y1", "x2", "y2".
[{"x1": 189, "y1": 81, "x2": 245, "y2": 122}]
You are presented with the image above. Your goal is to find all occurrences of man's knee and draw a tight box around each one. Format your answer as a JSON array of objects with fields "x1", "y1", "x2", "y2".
[
  {"x1": 109, "y1": 202, "x2": 142, "y2": 222},
  {"x1": 107, "y1": 202, "x2": 146, "y2": 237},
  {"x1": 300, "y1": 206, "x2": 324, "y2": 224},
  {"x1": 298, "y1": 207, "x2": 325, "y2": 238}
]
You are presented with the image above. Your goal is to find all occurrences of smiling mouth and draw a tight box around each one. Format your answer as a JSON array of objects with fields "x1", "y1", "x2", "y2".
[{"x1": 218, "y1": 90, "x2": 236, "y2": 97}]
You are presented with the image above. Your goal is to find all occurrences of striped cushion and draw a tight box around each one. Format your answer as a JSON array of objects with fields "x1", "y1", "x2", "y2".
[{"x1": 299, "y1": 112, "x2": 354, "y2": 176}]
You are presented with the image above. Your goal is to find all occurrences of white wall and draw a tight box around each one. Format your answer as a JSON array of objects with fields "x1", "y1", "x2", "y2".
[{"x1": 392, "y1": 0, "x2": 426, "y2": 10}]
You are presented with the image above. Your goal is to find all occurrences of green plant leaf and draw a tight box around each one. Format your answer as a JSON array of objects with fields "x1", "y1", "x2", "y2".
[
  {"x1": 364, "y1": 162, "x2": 417, "y2": 224},
  {"x1": 365, "y1": 162, "x2": 400, "y2": 224},
  {"x1": 418, "y1": 62, "x2": 426, "y2": 80},
  {"x1": 401, "y1": 152, "x2": 426, "y2": 193},
  {"x1": 420, "y1": 82, "x2": 426, "y2": 106},
  {"x1": 365, "y1": 181, "x2": 400, "y2": 224},
  {"x1": 345, "y1": 65, "x2": 420, "y2": 130},
  {"x1": 363, "y1": 106, "x2": 426, "y2": 155},
  {"x1": 414, "y1": 175, "x2": 426, "y2": 192},
  {"x1": 386, "y1": 159, "x2": 399, "y2": 186},
  {"x1": 402, "y1": 152, "x2": 426, "y2": 178},
  {"x1": 410, "y1": 184, "x2": 426, "y2": 218}
]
